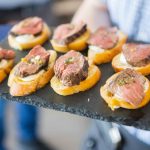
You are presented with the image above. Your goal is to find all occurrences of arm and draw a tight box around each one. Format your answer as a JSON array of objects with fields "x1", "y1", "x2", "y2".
[{"x1": 72, "y1": 0, "x2": 111, "y2": 32}]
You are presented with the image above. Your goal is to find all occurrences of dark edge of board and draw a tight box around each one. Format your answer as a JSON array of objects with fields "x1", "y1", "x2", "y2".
[{"x1": 0, "y1": 92, "x2": 150, "y2": 131}]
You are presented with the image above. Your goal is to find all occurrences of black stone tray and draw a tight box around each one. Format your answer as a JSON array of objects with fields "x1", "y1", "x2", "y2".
[{"x1": 0, "y1": 39, "x2": 150, "y2": 131}]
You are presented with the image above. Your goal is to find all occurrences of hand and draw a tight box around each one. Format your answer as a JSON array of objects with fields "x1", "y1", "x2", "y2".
[{"x1": 71, "y1": 0, "x2": 111, "y2": 32}]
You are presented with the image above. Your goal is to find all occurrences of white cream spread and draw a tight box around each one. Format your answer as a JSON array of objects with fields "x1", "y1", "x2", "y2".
[
  {"x1": 30, "y1": 55, "x2": 42, "y2": 65},
  {"x1": 89, "y1": 45, "x2": 104, "y2": 53},
  {"x1": 0, "y1": 59, "x2": 8, "y2": 68},
  {"x1": 114, "y1": 88, "x2": 125, "y2": 101},
  {"x1": 144, "y1": 79, "x2": 149, "y2": 92},
  {"x1": 118, "y1": 53, "x2": 133, "y2": 68},
  {"x1": 15, "y1": 34, "x2": 35, "y2": 43},
  {"x1": 120, "y1": 53, "x2": 128, "y2": 64}
]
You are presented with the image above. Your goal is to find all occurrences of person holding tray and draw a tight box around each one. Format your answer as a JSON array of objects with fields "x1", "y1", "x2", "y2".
[{"x1": 72, "y1": 0, "x2": 150, "y2": 150}]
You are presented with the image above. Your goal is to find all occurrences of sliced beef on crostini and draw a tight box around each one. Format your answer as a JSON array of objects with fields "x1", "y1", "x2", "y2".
[
  {"x1": 10, "y1": 17, "x2": 43, "y2": 36},
  {"x1": 25, "y1": 45, "x2": 50, "y2": 64},
  {"x1": 122, "y1": 43, "x2": 150, "y2": 67},
  {"x1": 53, "y1": 22, "x2": 87, "y2": 45},
  {"x1": 0, "y1": 48, "x2": 15, "y2": 60},
  {"x1": 108, "y1": 69, "x2": 146, "y2": 107},
  {"x1": 15, "y1": 62, "x2": 41, "y2": 78},
  {"x1": 87, "y1": 27, "x2": 119, "y2": 49},
  {"x1": 15, "y1": 45, "x2": 50, "y2": 77},
  {"x1": 54, "y1": 50, "x2": 89, "y2": 86}
]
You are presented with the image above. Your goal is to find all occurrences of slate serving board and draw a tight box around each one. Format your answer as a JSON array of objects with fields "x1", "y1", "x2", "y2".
[{"x1": 0, "y1": 39, "x2": 150, "y2": 131}]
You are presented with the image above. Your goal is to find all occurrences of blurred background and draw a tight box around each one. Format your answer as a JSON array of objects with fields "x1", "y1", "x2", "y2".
[
  {"x1": 6, "y1": 102, "x2": 91, "y2": 150},
  {"x1": 0, "y1": 0, "x2": 92, "y2": 150},
  {"x1": 0, "y1": 0, "x2": 81, "y2": 26}
]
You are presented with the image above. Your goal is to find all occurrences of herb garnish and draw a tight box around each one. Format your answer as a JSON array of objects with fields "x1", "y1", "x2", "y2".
[
  {"x1": 65, "y1": 57, "x2": 74, "y2": 64},
  {"x1": 117, "y1": 76, "x2": 134, "y2": 86}
]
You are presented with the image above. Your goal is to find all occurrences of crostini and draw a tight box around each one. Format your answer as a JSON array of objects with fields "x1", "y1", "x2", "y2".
[
  {"x1": 8, "y1": 45, "x2": 57, "y2": 96},
  {"x1": 8, "y1": 17, "x2": 51, "y2": 50},
  {"x1": 51, "y1": 50, "x2": 100, "y2": 96},
  {"x1": 112, "y1": 43, "x2": 150, "y2": 75},
  {"x1": 88, "y1": 27, "x2": 127, "y2": 65},
  {"x1": 51, "y1": 22, "x2": 90, "y2": 53},
  {"x1": 100, "y1": 68, "x2": 150, "y2": 111},
  {"x1": 0, "y1": 48, "x2": 15, "y2": 83}
]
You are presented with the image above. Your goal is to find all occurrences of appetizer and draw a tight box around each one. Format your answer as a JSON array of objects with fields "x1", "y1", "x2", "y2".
[
  {"x1": 8, "y1": 45, "x2": 57, "y2": 96},
  {"x1": 100, "y1": 69, "x2": 150, "y2": 110},
  {"x1": 88, "y1": 27, "x2": 127, "y2": 65},
  {"x1": 51, "y1": 22, "x2": 90, "y2": 53},
  {"x1": 51, "y1": 50, "x2": 100, "y2": 96},
  {"x1": 0, "y1": 48, "x2": 15, "y2": 83},
  {"x1": 8, "y1": 17, "x2": 50, "y2": 50},
  {"x1": 112, "y1": 43, "x2": 150, "y2": 75}
]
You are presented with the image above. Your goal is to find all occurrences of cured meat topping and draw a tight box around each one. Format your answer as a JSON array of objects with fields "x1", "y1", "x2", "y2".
[
  {"x1": 122, "y1": 43, "x2": 150, "y2": 67},
  {"x1": 53, "y1": 22, "x2": 87, "y2": 45},
  {"x1": 54, "y1": 50, "x2": 89, "y2": 86},
  {"x1": 108, "y1": 69, "x2": 145, "y2": 107},
  {"x1": 10, "y1": 17, "x2": 43, "y2": 36},
  {"x1": 15, "y1": 45, "x2": 50, "y2": 77},
  {"x1": 88, "y1": 27, "x2": 118, "y2": 49},
  {"x1": 0, "y1": 48, "x2": 15, "y2": 60}
]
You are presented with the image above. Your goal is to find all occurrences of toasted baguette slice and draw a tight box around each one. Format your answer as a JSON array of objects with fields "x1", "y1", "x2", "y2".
[
  {"x1": 88, "y1": 31, "x2": 127, "y2": 65},
  {"x1": 0, "y1": 59, "x2": 14, "y2": 83},
  {"x1": 51, "y1": 30, "x2": 90, "y2": 53},
  {"x1": 8, "y1": 50, "x2": 57, "y2": 96},
  {"x1": 8, "y1": 23, "x2": 51, "y2": 51},
  {"x1": 112, "y1": 53, "x2": 150, "y2": 75},
  {"x1": 100, "y1": 73, "x2": 150, "y2": 111},
  {"x1": 51, "y1": 65, "x2": 101, "y2": 96}
]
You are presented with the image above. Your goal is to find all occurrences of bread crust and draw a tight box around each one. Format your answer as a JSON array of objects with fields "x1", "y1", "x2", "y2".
[
  {"x1": 88, "y1": 31, "x2": 127, "y2": 65},
  {"x1": 100, "y1": 73, "x2": 150, "y2": 111},
  {"x1": 51, "y1": 65, "x2": 101, "y2": 96},
  {"x1": 8, "y1": 50, "x2": 57, "y2": 96},
  {"x1": 8, "y1": 23, "x2": 51, "y2": 50},
  {"x1": 0, "y1": 59, "x2": 14, "y2": 83},
  {"x1": 51, "y1": 30, "x2": 90, "y2": 53},
  {"x1": 112, "y1": 53, "x2": 150, "y2": 75}
]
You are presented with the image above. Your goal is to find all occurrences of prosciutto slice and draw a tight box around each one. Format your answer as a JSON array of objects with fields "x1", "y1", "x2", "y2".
[
  {"x1": 0, "y1": 48, "x2": 15, "y2": 60},
  {"x1": 108, "y1": 69, "x2": 146, "y2": 107}
]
